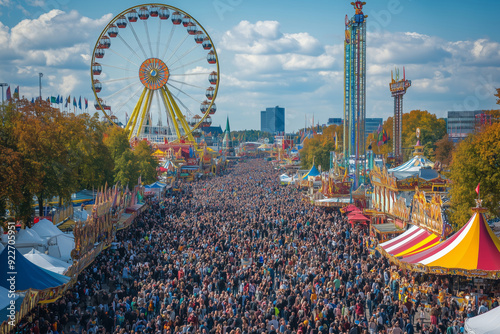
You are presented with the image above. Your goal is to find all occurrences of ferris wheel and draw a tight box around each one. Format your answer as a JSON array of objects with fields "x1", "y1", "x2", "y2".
[{"x1": 90, "y1": 4, "x2": 219, "y2": 143}]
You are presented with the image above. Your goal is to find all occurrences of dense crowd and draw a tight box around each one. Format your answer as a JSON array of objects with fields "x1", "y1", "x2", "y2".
[{"x1": 13, "y1": 159, "x2": 492, "y2": 334}]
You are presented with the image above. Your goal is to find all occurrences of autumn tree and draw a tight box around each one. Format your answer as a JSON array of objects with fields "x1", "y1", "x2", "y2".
[
  {"x1": 449, "y1": 122, "x2": 500, "y2": 228},
  {"x1": 401, "y1": 110, "x2": 446, "y2": 161},
  {"x1": 434, "y1": 135, "x2": 455, "y2": 167},
  {"x1": 300, "y1": 124, "x2": 341, "y2": 170}
]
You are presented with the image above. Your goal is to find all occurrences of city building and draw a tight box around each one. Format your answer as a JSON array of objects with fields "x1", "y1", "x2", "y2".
[
  {"x1": 447, "y1": 110, "x2": 483, "y2": 142},
  {"x1": 365, "y1": 118, "x2": 383, "y2": 139},
  {"x1": 327, "y1": 118, "x2": 343, "y2": 126},
  {"x1": 260, "y1": 106, "x2": 285, "y2": 134}
]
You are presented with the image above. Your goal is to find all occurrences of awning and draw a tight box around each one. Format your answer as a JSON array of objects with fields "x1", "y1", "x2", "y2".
[
  {"x1": 348, "y1": 213, "x2": 370, "y2": 221},
  {"x1": 379, "y1": 225, "x2": 441, "y2": 258}
]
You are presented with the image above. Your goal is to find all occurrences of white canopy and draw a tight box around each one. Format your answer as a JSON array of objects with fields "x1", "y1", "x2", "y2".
[
  {"x1": 47, "y1": 234, "x2": 75, "y2": 262},
  {"x1": 15, "y1": 228, "x2": 45, "y2": 248},
  {"x1": 465, "y1": 306, "x2": 500, "y2": 334},
  {"x1": 31, "y1": 218, "x2": 63, "y2": 239},
  {"x1": 23, "y1": 249, "x2": 70, "y2": 275}
]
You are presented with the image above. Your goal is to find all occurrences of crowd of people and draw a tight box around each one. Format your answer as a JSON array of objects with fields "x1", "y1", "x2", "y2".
[{"x1": 14, "y1": 159, "x2": 489, "y2": 334}]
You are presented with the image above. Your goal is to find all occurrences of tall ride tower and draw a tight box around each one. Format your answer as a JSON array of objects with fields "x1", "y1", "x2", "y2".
[
  {"x1": 343, "y1": 1, "x2": 367, "y2": 187},
  {"x1": 389, "y1": 67, "x2": 411, "y2": 164}
]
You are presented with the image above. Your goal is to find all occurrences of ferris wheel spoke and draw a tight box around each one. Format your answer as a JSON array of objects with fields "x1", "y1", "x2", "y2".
[
  {"x1": 128, "y1": 22, "x2": 148, "y2": 59},
  {"x1": 100, "y1": 80, "x2": 138, "y2": 101},
  {"x1": 143, "y1": 20, "x2": 154, "y2": 58},
  {"x1": 170, "y1": 72, "x2": 211, "y2": 77},
  {"x1": 161, "y1": 24, "x2": 177, "y2": 60},
  {"x1": 165, "y1": 33, "x2": 190, "y2": 64},
  {"x1": 107, "y1": 48, "x2": 140, "y2": 68},
  {"x1": 169, "y1": 56, "x2": 206, "y2": 72},
  {"x1": 168, "y1": 78, "x2": 204, "y2": 89},
  {"x1": 100, "y1": 76, "x2": 137, "y2": 84},
  {"x1": 156, "y1": 18, "x2": 162, "y2": 58},
  {"x1": 115, "y1": 84, "x2": 145, "y2": 120},
  {"x1": 116, "y1": 34, "x2": 143, "y2": 61},
  {"x1": 166, "y1": 82, "x2": 203, "y2": 104},
  {"x1": 168, "y1": 44, "x2": 199, "y2": 68},
  {"x1": 100, "y1": 62, "x2": 135, "y2": 72}
]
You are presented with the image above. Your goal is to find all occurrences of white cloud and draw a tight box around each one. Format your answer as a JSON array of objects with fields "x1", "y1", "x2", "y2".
[{"x1": 220, "y1": 20, "x2": 322, "y2": 55}]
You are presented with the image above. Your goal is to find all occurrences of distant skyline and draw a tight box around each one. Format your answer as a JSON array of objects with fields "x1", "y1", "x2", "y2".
[{"x1": 0, "y1": 0, "x2": 499, "y2": 131}]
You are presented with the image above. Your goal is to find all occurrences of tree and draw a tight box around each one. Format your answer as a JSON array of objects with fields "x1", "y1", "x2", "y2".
[
  {"x1": 434, "y1": 135, "x2": 455, "y2": 167},
  {"x1": 449, "y1": 123, "x2": 500, "y2": 228},
  {"x1": 134, "y1": 140, "x2": 158, "y2": 184},
  {"x1": 113, "y1": 149, "x2": 140, "y2": 188},
  {"x1": 299, "y1": 125, "x2": 340, "y2": 170},
  {"x1": 401, "y1": 110, "x2": 446, "y2": 161}
]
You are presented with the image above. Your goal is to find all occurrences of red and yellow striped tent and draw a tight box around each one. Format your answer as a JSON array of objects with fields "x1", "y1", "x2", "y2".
[{"x1": 400, "y1": 206, "x2": 500, "y2": 278}]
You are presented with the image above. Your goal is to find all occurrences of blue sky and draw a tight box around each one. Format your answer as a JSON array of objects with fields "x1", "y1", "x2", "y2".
[{"x1": 1, "y1": 0, "x2": 499, "y2": 131}]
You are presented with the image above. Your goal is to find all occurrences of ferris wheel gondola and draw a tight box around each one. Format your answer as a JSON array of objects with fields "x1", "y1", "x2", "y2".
[{"x1": 90, "y1": 3, "x2": 219, "y2": 143}]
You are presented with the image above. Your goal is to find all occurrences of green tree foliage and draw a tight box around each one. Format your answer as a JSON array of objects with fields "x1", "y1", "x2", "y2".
[
  {"x1": 134, "y1": 140, "x2": 158, "y2": 184},
  {"x1": 113, "y1": 149, "x2": 140, "y2": 188},
  {"x1": 103, "y1": 126, "x2": 158, "y2": 188},
  {"x1": 449, "y1": 122, "x2": 500, "y2": 228}
]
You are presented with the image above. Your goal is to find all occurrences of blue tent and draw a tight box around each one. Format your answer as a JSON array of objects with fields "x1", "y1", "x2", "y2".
[
  {"x1": 0, "y1": 247, "x2": 70, "y2": 291},
  {"x1": 302, "y1": 165, "x2": 320, "y2": 179},
  {"x1": 144, "y1": 182, "x2": 166, "y2": 189}
]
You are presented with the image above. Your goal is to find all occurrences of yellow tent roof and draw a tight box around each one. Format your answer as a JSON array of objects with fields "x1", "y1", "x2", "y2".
[{"x1": 152, "y1": 149, "x2": 165, "y2": 156}]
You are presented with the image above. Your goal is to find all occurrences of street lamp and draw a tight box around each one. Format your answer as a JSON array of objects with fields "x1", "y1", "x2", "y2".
[{"x1": 0, "y1": 83, "x2": 7, "y2": 104}]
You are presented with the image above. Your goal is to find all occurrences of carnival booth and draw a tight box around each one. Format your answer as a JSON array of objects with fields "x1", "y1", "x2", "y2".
[{"x1": 465, "y1": 305, "x2": 500, "y2": 334}]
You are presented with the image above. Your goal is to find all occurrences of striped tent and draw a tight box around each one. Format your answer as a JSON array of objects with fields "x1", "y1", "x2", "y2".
[
  {"x1": 379, "y1": 225, "x2": 441, "y2": 258},
  {"x1": 401, "y1": 207, "x2": 500, "y2": 277}
]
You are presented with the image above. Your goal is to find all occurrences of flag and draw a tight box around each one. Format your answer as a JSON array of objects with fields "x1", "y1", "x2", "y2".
[
  {"x1": 31, "y1": 97, "x2": 35, "y2": 104},
  {"x1": 65, "y1": 96, "x2": 69, "y2": 107},
  {"x1": 6, "y1": 86, "x2": 11, "y2": 100},
  {"x1": 84, "y1": 98, "x2": 88, "y2": 109},
  {"x1": 78, "y1": 96, "x2": 82, "y2": 109},
  {"x1": 57, "y1": 95, "x2": 60, "y2": 104},
  {"x1": 334, "y1": 132, "x2": 338, "y2": 150},
  {"x1": 475, "y1": 183, "x2": 480, "y2": 196},
  {"x1": 73, "y1": 97, "x2": 77, "y2": 107},
  {"x1": 13, "y1": 86, "x2": 19, "y2": 99},
  {"x1": 46, "y1": 97, "x2": 50, "y2": 102},
  {"x1": 382, "y1": 129, "x2": 388, "y2": 144},
  {"x1": 50, "y1": 96, "x2": 57, "y2": 103}
]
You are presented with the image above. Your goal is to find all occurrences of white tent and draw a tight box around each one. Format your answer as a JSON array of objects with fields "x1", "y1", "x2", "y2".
[
  {"x1": 14, "y1": 228, "x2": 45, "y2": 248},
  {"x1": 47, "y1": 234, "x2": 75, "y2": 262},
  {"x1": 31, "y1": 218, "x2": 63, "y2": 239},
  {"x1": 23, "y1": 249, "x2": 70, "y2": 275},
  {"x1": 465, "y1": 306, "x2": 500, "y2": 334}
]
